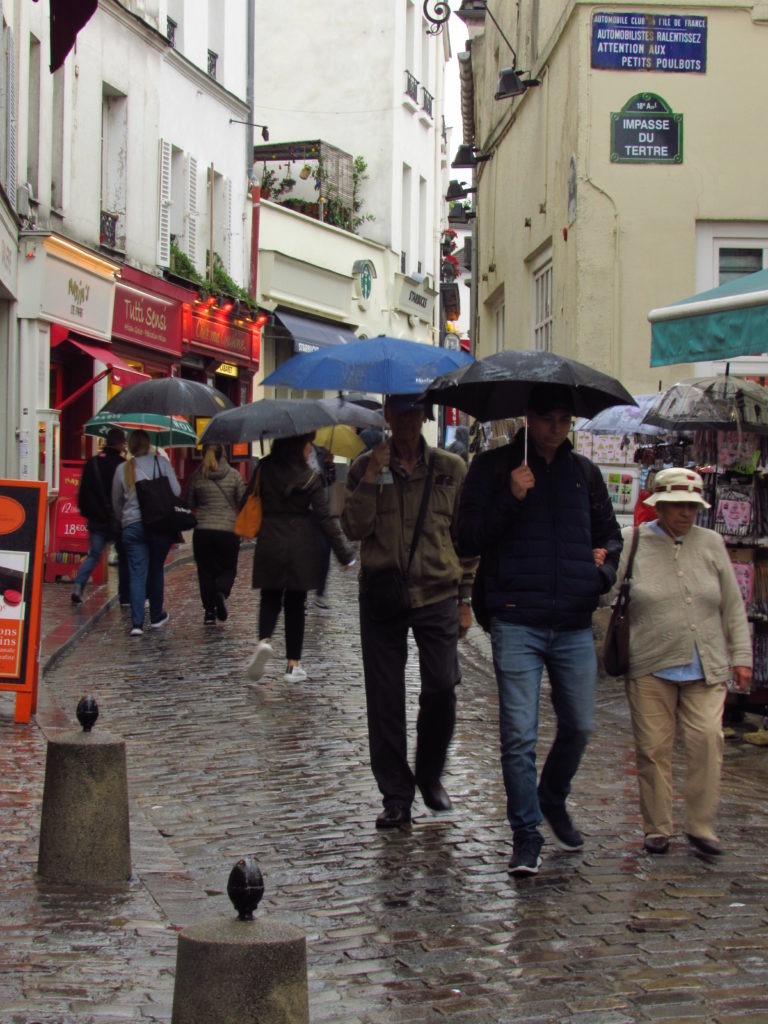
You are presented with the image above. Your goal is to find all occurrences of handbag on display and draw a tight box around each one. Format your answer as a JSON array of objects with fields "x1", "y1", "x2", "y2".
[
  {"x1": 234, "y1": 465, "x2": 262, "y2": 538},
  {"x1": 362, "y1": 456, "x2": 435, "y2": 622},
  {"x1": 602, "y1": 527, "x2": 639, "y2": 677},
  {"x1": 135, "y1": 456, "x2": 197, "y2": 533}
]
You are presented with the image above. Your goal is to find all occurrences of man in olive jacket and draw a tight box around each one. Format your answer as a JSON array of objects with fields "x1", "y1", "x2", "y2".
[{"x1": 341, "y1": 394, "x2": 477, "y2": 830}]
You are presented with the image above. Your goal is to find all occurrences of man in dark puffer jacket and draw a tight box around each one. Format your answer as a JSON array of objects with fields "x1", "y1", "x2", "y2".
[{"x1": 458, "y1": 384, "x2": 621, "y2": 876}]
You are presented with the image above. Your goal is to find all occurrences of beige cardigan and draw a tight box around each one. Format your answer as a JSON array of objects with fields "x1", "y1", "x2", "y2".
[{"x1": 604, "y1": 523, "x2": 752, "y2": 683}]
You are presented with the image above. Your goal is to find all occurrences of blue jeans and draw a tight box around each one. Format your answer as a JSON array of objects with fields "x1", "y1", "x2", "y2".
[
  {"x1": 121, "y1": 521, "x2": 173, "y2": 627},
  {"x1": 74, "y1": 531, "x2": 129, "y2": 602},
  {"x1": 490, "y1": 620, "x2": 596, "y2": 836}
]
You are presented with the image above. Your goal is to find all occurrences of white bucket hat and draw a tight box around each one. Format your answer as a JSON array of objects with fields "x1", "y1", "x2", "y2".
[{"x1": 643, "y1": 467, "x2": 711, "y2": 508}]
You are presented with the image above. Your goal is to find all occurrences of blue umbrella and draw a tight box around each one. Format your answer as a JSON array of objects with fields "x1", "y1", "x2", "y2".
[{"x1": 262, "y1": 335, "x2": 474, "y2": 395}]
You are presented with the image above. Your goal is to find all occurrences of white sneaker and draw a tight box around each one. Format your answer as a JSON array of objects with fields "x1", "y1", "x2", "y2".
[
  {"x1": 284, "y1": 662, "x2": 308, "y2": 682},
  {"x1": 247, "y1": 640, "x2": 274, "y2": 681}
]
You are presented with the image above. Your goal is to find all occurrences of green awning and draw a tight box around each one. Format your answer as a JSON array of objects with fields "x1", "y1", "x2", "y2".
[{"x1": 649, "y1": 268, "x2": 768, "y2": 367}]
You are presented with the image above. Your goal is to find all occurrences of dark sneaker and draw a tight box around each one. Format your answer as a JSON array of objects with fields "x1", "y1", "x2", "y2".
[
  {"x1": 539, "y1": 801, "x2": 584, "y2": 851},
  {"x1": 204, "y1": 610, "x2": 216, "y2": 625},
  {"x1": 215, "y1": 592, "x2": 228, "y2": 621},
  {"x1": 71, "y1": 583, "x2": 83, "y2": 604},
  {"x1": 150, "y1": 611, "x2": 170, "y2": 629},
  {"x1": 508, "y1": 832, "x2": 544, "y2": 876}
]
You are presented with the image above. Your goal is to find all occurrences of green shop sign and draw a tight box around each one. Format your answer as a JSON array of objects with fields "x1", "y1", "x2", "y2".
[{"x1": 611, "y1": 93, "x2": 683, "y2": 164}]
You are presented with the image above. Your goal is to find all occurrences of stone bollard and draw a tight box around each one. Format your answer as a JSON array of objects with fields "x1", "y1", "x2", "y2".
[
  {"x1": 171, "y1": 857, "x2": 309, "y2": 1024},
  {"x1": 37, "y1": 696, "x2": 131, "y2": 883}
]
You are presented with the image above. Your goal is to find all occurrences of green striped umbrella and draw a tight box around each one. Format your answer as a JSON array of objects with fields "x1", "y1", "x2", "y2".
[{"x1": 83, "y1": 410, "x2": 199, "y2": 447}]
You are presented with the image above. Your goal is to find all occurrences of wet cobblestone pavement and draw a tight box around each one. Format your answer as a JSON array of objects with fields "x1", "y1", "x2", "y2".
[{"x1": 3, "y1": 543, "x2": 768, "y2": 1022}]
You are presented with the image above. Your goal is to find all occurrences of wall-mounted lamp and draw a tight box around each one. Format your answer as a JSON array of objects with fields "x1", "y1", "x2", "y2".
[
  {"x1": 451, "y1": 144, "x2": 491, "y2": 169},
  {"x1": 445, "y1": 179, "x2": 477, "y2": 201},
  {"x1": 229, "y1": 118, "x2": 269, "y2": 141},
  {"x1": 448, "y1": 205, "x2": 477, "y2": 226},
  {"x1": 424, "y1": 1, "x2": 541, "y2": 101}
]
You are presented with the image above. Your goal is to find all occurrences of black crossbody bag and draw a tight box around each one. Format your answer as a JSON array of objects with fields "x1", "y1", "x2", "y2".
[{"x1": 363, "y1": 456, "x2": 435, "y2": 621}]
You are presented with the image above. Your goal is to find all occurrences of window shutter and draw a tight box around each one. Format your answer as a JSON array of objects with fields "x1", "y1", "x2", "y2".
[
  {"x1": 6, "y1": 25, "x2": 16, "y2": 207},
  {"x1": 224, "y1": 176, "x2": 232, "y2": 272},
  {"x1": 185, "y1": 154, "x2": 198, "y2": 266},
  {"x1": 157, "y1": 138, "x2": 171, "y2": 266}
]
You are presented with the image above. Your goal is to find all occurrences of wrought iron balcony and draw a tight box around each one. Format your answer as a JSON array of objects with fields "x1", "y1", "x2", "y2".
[
  {"x1": 422, "y1": 88, "x2": 433, "y2": 118},
  {"x1": 405, "y1": 71, "x2": 419, "y2": 102}
]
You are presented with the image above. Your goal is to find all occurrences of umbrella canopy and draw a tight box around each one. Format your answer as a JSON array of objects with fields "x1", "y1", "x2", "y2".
[
  {"x1": 641, "y1": 375, "x2": 768, "y2": 433},
  {"x1": 316, "y1": 396, "x2": 384, "y2": 430},
  {"x1": 649, "y1": 268, "x2": 768, "y2": 367},
  {"x1": 263, "y1": 335, "x2": 473, "y2": 395},
  {"x1": 199, "y1": 397, "x2": 382, "y2": 446},
  {"x1": 83, "y1": 410, "x2": 199, "y2": 447},
  {"x1": 425, "y1": 350, "x2": 634, "y2": 420},
  {"x1": 314, "y1": 424, "x2": 366, "y2": 459},
  {"x1": 99, "y1": 377, "x2": 234, "y2": 417},
  {"x1": 576, "y1": 394, "x2": 668, "y2": 436}
]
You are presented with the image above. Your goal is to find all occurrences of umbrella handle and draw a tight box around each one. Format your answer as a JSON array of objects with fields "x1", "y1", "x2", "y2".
[{"x1": 524, "y1": 417, "x2": 528, "y2": 464}]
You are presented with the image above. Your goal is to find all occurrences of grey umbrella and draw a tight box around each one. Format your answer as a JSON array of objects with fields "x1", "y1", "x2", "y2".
[{"x1": 199, "y1": 397, "x2": 383, "y2": 445}]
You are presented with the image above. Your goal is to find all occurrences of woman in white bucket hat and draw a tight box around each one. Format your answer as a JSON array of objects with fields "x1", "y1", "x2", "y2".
[{"x1": 606, "y1": 467, "x2": 752, "y2": 858}]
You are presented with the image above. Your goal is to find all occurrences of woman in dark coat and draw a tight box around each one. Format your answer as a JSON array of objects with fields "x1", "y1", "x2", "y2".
[{"x1": 247, "y1": 432, "x2": 355, "y2": 683}]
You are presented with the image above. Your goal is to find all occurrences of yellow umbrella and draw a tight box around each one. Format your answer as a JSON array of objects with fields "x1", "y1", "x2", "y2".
[{"x1": 313, "y1": 424, "x2": 365, "y2": 459}]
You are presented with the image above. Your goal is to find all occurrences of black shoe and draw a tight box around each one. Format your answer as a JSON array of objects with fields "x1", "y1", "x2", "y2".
[
  {"x1": 686, "y1": 833, "x2": 723, "y2": 858},
  {"x1": 539, "y1": 801, "x2": 584, "y2": 851},
  {"x1": 215, "y1": 592, "x2": 228, "y2": 621},
  {"x1": 204, "y1": 610, "x2": 216, "y2": 625},
  {"x1": 508, "y1": 831, "x2": 544, "y2": 876},
  {"x1": 71, "y1": 583, "x2": 83, "y2": 604},
  {"x1": 375, "y1": 806, "x2": 412, "y2": 830},
  {"x1": 416, "y1": 778, "x2": 452, "y2": 812},
  {"x1": 644, "y1": 835, "x2": 670, "y2": 855}
]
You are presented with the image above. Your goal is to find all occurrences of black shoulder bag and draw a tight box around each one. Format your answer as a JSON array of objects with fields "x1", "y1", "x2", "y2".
[
  {"x1": 363, "y1": 455, "x2": 435, "y2": 621},
  {"x1": 135, "y1": 456, "x2": 197, "y2": 534},
  {"x1": 602, "y1": 527, "x2": 640, "y2": 677}
]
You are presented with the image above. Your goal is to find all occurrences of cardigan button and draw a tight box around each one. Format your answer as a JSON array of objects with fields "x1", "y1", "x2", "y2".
[
  {"x1": 690, "y1": 624, "x2": 697, "y2": 631},
  {"x1": 685, "y1": 597, "x2": 692, "y2": 604}
]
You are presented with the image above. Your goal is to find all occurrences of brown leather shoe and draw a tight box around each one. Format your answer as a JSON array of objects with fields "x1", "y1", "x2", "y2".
[
  {"x1": 376, "y1": 806, "x2": 412, "y2": 830},
  {"x1": 686, "y1": 833, "x2": 723, "y2": 857},
  {"x1": 643, "y1": 835, "x2": 670, "y2": 854}
]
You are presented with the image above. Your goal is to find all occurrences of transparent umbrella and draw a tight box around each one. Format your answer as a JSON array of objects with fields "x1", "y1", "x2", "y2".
[{"x1": 641, "y1": 375, "x2": 768, "y2": 434}]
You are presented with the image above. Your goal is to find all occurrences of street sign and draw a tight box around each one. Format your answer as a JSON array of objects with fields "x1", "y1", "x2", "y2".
[
  {"x1": 592, "y1": 11, "x2": 707, "y2": 73},
  {"x1": 611, "y1": 93, "x2": 683, "y2": 164}
]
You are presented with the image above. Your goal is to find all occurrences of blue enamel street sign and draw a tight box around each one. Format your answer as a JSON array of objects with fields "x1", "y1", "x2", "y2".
[
  {"x1": 592, "y1": 12, "x2": 707, "y2": 73},
  {"x1": 611, "y1": 93, "x2": 683, "y2": 164}
]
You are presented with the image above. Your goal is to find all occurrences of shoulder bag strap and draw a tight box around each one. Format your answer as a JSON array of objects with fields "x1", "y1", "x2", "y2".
[
  {"x1": 405, "y1": 454, "x2": 436, "y2": 575},
  {"x1": 622, "y1": 526, "x2": 641, "y2": 584}
]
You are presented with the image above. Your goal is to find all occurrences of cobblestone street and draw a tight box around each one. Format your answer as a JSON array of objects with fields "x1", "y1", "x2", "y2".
[{"x1": 3, "y1": 546, "x2": 768, "y2": 1023}]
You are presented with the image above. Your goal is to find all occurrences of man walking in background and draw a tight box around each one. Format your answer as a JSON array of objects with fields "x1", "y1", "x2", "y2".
[{"x1": 71, "y1": 427, "x2": 129, "y2": 606}]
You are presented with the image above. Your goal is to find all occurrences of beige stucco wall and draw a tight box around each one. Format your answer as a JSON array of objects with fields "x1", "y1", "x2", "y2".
[{"x1": 470, "y1": 1, "x2": 768, "y2": 395}]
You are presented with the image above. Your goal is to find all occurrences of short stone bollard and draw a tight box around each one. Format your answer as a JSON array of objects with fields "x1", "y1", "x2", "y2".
[
  {"x1": 171, "y1": 857, "x2": 309, "y2": 1024},
  {"x1": 37, "y1": 696, "x2": 132, "y2": 883}
]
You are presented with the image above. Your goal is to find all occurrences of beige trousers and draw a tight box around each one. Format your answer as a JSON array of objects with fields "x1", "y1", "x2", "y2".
[{"x1": 626, "y1": 674, "x2": 726, "y2": 841}]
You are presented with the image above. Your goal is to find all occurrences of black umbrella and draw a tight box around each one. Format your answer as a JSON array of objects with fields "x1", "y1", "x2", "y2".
[
  {"x1": 199, "y1": 398, "x2": 382, "y2": 445},
  {"x1": 99, "y1": 377, "x2": 234, "y2": 418},
  {"x1": 425, "y1": 350, "x2": 634, "y2": 420}
]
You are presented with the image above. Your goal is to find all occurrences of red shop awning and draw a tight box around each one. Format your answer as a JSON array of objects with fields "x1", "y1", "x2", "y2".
[
  {"x1": 56, "y1": 335, "x2": 150, "y2": 388},
  {"x1": 53, "y1": 333, "x2": 151, "y2": 410}
]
